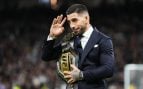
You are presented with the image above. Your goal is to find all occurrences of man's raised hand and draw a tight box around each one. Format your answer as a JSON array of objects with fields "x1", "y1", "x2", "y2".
[{"x1": 49, "y1": 15, "x2": 66, "y2": 38}]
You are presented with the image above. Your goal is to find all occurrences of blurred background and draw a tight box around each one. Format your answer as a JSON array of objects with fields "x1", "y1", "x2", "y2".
[{"x1": 0, "y1": 0, "x2": 143, "y2": 89}]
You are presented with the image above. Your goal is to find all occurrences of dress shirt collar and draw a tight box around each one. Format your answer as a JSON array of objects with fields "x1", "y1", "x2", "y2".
[{"x1": 82, "y1": 25, "x2": 94, "y2": 39}]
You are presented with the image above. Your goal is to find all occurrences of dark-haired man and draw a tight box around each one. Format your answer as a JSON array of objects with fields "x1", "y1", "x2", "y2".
[{"x1": 42, "y1": 4, "x2": 115, "y2": 89}]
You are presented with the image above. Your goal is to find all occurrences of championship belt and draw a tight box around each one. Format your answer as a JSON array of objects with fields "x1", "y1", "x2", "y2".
[
  {"x1": 57, "y1": 33, "x2": 78, "y2": 83},
  {"x1": 57, "y1": 46, "x2": 78, "y2": 82}
]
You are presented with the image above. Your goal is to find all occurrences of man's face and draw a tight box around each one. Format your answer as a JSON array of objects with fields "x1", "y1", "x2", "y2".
[{"x1": 67, "y1": 13, "x2": 88, "y2": 35}]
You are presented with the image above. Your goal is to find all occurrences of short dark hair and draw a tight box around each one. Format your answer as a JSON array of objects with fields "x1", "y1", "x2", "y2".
[{"x1": 66, "y1": 4, "x2": 88, "y2": 15}]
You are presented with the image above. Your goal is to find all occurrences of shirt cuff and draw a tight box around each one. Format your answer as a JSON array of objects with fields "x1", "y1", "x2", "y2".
[{"x1": 47, "y1": 35, "x2": 55, "y2": 41}]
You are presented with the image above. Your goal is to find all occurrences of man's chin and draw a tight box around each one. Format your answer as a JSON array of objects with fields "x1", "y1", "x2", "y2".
[
  {"x1": 73, "y1": 31, "x2": 78, "y2": 35},
  {"x1": 74, "y1": 33, "x2": 81, "y2": 36}
]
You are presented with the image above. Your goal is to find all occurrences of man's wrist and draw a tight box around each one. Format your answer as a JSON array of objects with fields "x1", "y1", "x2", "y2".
[{"x1": 79, "y1": 71, "x2": 84, "y2": 80}]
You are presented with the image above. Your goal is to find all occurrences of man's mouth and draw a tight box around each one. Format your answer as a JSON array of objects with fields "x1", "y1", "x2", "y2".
[
  {"x1": 73, "y1": 28, "x2": 80, "y2": 32},
  {"x1": 73, "y1": 29, "x2": 79, "y2": 34}
]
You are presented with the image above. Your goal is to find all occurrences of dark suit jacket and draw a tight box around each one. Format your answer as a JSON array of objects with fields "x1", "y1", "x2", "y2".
[{"x1": 42, "y1": 28, "x2": 115, "y2": 89}]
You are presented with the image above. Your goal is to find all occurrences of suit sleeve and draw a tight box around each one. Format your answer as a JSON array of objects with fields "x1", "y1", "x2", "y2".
[
  {"x1": 41, "y1": 40, "x2": 62, "y2": 61},
  {"x1": 83, "y1": 38, "x2": 115, "y2": 82}
]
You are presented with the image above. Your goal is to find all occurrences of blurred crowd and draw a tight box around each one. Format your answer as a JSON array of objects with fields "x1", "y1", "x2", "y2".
[{"x1": 0, "y1": 10, "x2": 143, "y2": 89}]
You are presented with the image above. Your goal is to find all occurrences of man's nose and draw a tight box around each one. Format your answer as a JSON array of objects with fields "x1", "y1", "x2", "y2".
[{"x1": 70, "y1": 23, "x2": 75, "y2": 29}]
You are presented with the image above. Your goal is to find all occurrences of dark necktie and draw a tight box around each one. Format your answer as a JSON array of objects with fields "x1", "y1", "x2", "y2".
[{"x1": 74, "y1": 36, "x2": 83, "y2": 61}]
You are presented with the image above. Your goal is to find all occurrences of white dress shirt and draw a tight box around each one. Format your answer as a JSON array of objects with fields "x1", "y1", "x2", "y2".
[
  {"x1": 80, "y1": 26, "x2": 93, "y2": 49},
  {"x1": 69, "y1": 25, "x2": 94, "y2": 50}
]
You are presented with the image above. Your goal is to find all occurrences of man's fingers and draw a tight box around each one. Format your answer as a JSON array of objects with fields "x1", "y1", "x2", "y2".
[
  {"x1": 64, "y1": 75, "x2": 72, "y2": 79},
  {"x1": 60, "y1": 17, "x2": 66, "y2": 26},
  {"x1": 64, "y1": 71, "x2": 71, "y2": 75},
  {"x1": 56, "y1": 15, "x2": 61, "y2": 23},
  {"x1": 68, "y1": 78, "x2": 74, "y2": 84},
  {"x1": 57, "y1": 14, "x2": 63, "y2": 24},
  {"x1": 52, "y1": 18, "x2": 57, "y2": 24},
  {"x1": 71, "y1": 64, "x2": 77, "y2": 70},
  {"x1": 52, "y1": 15, "x2": 60, "y2": 24},
  {"x1": 52, "y1": 15, "x2": 66, "y2": 26}
]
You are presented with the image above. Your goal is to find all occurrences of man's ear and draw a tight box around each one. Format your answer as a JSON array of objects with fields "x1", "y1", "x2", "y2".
[
  {"x1": 84, "y1": 15, "x2": 89, "y2": 24},
  {"x1": 85, "y1": 15, "x2": 89, "y2": 21}
]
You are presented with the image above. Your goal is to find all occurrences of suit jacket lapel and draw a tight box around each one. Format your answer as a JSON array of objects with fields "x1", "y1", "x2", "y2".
[{"x1": 79, "y1": 29, "x2": 99, "y2": 67}]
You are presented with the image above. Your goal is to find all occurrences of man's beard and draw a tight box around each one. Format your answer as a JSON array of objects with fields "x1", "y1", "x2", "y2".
[{"x1": 72, "y1": 27, "x2": 85, "y2": 36}]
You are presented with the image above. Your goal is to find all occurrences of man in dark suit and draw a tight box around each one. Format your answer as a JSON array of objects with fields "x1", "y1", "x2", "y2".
[{"x1": 42, "y1": 4, "x2": 115, "y2": 89}]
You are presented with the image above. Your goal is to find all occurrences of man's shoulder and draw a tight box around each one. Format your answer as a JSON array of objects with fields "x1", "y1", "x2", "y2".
[
  {"x1": 93, "y1": 27, "x2": 111, "y2": 40},
  {"x1": 99, "y1": 31, "x2": 111, "y2": 40}
]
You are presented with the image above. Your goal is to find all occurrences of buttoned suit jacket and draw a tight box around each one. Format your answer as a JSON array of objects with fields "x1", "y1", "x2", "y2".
[{"x1": 42, "y1": 27, "x2": 115, "y2": 89}]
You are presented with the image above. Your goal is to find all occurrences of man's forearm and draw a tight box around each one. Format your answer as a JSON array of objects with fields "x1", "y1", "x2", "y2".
[
  {"x1": 82, "y1": 64, "x2": 114, "y2": 82},
  {"x1": 41, "y1": 40, "x2": 62, "y2": 61}
]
